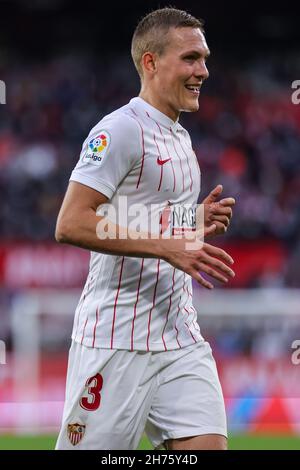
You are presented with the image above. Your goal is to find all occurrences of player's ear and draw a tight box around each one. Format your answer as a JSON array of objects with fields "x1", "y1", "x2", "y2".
[{"x1": 141, "y1": 51, "x2": 158, "y2": 75}]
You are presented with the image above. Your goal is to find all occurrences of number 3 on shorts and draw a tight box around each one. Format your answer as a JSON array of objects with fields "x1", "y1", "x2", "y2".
[{"x1": 80, "y1": 373, "x2": 103, "y2": 411}]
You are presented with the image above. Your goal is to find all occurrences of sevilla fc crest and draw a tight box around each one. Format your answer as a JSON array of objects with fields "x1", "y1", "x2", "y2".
[{"x1": 67, "y1": 422, "x2": 86, "y2": 446}]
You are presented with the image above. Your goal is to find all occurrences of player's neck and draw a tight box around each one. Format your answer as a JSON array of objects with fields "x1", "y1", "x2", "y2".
[{"x1": 138, "y1": 89, "x2": 179, "y2": 123}]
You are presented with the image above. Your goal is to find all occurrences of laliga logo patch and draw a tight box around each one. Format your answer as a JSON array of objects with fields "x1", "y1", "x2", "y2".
[
  {"x1": 83, "y1": 131, "x2": 110, "y2": 166},
  {"x1": 67, "y1": 422, "x2": 86, "y2": 446}
]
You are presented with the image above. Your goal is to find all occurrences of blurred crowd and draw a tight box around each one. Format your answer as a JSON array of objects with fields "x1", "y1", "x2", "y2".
[{"x1": 0, "y1": 52, "x2": 300, "y2": 286}]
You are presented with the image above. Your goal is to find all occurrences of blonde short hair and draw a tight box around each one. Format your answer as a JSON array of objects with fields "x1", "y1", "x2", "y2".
[{"x1": 131, "y1": 7, "x2": 204, "y2": 78}]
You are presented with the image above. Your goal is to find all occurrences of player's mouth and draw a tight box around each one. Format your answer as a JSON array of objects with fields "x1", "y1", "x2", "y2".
[{"x1": 184, "y1": 84, "x2": 200, "y2": 96}]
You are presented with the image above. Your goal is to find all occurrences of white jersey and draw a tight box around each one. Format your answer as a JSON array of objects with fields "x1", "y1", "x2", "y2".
[{"x1": 70, "y1": 97, "x2": 203, "y2": 351}]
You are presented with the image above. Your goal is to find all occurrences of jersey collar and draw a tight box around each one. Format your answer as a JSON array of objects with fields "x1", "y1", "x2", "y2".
[{"x1": 130, "y1": 97, "x2": 180, "y2": 132}]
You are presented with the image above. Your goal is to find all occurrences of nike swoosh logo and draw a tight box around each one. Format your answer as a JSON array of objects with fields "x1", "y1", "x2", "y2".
[{"x1": 157, "y1": 157, "x2": 171, "y2": 166}]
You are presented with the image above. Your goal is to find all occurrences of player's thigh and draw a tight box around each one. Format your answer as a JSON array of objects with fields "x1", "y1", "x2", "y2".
[
  {"x1": 145, "y1": 341, "x2": 227, "y2": 449},
  {"x1": 56, "y1": 341, "x2": 158, "y2": 449},
  {"x1": 166, "y1": 434, "x2": 227, "y2": 450}
]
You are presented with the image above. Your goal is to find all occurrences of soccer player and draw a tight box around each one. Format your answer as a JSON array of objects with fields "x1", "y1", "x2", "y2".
[{"x1": 55, "y1": 7, "x2": 235, "y2": 450}]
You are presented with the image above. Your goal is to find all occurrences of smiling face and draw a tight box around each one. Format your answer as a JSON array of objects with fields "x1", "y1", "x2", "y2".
[{"x1": 140, "y1": 27, "x2": 210, "y2": 121}]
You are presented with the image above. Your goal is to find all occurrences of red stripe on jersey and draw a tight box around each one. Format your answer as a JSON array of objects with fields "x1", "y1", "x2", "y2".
[
  {"x1": 156, "y1": 121, "x2": 176, "y2": 192},
  {"x1": 75, "y1": 293, "x2": 86, "y2": 338},
  {"x1": 192, "y1": 149, "x2": 201, "y2": 192},
  {"x1": 147, "y1": 114, "x2": 176, "y2": 192},
  {"x1": 161, "y1": 267, "x2": 176, "y2": 351},
  {"x1": 92, "y1": 306, "x2": 99, "y2": 348},
  {"x1": 131, "y1": 258, "x2": 145, "y2": 351},
  {"x1": 174, "y1": 272, "x2": 187, "y2": 348},
  {"x1": 80, "y1": 316, "x2": 88, "y2": 345},
  {"x1": 129, "y1": 109, "x2": 145, "y2": 189},
  {"x1": 182, "y1": 272, "x2": 188, "y2": 297},
  {"x1": 183, "y1": 306, "x2": 191, "y2": 317},
  {"x1": 178, "y1": 139, "x2": 193, "y2": 192},
  {"x1": 153, "y1": 132, "x2": 163, "y2": 191},
  {"x1": 146, "y1": 258, "x2": 161, "y2": 351},
  {"x1": 190, "y1": 305, "x2": 197, "y2": 314},
  {"x1": 75, "y1": 275, "x2": 93, "y2": 338},
  {"x1": 190, "y1": 305, "x2": 201, "y2": 332},
  {"x1": 182, "y1": 274, "x2": 192, "y2": 301},
  {"x1": 174, "y1": 294, "x2": 182, "y2": 348},
  {"x1": 184, "y1": 322, "x2": 197, "y2": 343},
  {"x1": 193, "y1": 318, "x2": 201, "y2": 333},
  {"x1": 183, "y1": 307, "x2": 190, "y2": 328},
  {"x1": 184, "y1": 288, "x2": 197, "y2": 328},
  {"x1": 184, "y1": 303, "x2": 199, "y2": 341},
  {"x1": 111, "y1": 256, "x2": 125, "y2": 349},
  {"x1": 186, "y1": 282, "x2": 193, "y2": 299},
  {"x1": 170, "y1": 128, "x2": 185, "y2": 192},
  {"x1": 145, "y1": 112, "x2": 164, "y2": 191}
]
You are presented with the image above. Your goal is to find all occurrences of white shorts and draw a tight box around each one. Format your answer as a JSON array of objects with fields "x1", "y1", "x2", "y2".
[{"x1": 56, "y1": 340, "x2": 227, "y2": 450}]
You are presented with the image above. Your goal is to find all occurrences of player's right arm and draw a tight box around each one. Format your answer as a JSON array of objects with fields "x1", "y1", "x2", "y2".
[{"x1": 55, "y1": 181, "x2": 235, "y2": 290}]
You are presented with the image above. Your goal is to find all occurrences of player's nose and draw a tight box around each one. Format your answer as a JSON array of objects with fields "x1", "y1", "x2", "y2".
[{"x1": 194, "y1": 59, "x2": 209, "y2": 81}]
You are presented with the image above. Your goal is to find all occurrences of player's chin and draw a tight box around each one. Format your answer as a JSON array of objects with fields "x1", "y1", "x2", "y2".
[{"x1": 184, "y1": 99, "x2": 199, "y2": 112}]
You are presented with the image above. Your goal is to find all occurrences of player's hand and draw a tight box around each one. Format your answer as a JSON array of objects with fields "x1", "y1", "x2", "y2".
[
  {"x1": 199, "y1": 184, "x2": 235, "y2": 238},
  {"x1": 162, "y1": 238, "x2": 235, "y2": 289}
]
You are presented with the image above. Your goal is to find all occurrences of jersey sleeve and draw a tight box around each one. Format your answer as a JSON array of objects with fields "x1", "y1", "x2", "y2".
[{"x1": 70, "y1": 114, "x2": 141, "y2": 199}]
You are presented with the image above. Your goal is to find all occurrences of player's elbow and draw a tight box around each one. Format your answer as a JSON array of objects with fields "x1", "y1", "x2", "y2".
[{"x1": 55, "y1": 217, "x2": 74, "y2": 244}]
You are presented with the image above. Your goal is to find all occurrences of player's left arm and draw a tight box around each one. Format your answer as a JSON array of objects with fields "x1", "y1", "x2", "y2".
[{"x1": 199, "y1": 184, "x2": 235, "y2": 238}]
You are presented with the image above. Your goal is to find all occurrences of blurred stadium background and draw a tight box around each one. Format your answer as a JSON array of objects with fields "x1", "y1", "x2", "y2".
[{"x1": 1, "y1": 0, "x2": 300, "y2": 450}]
